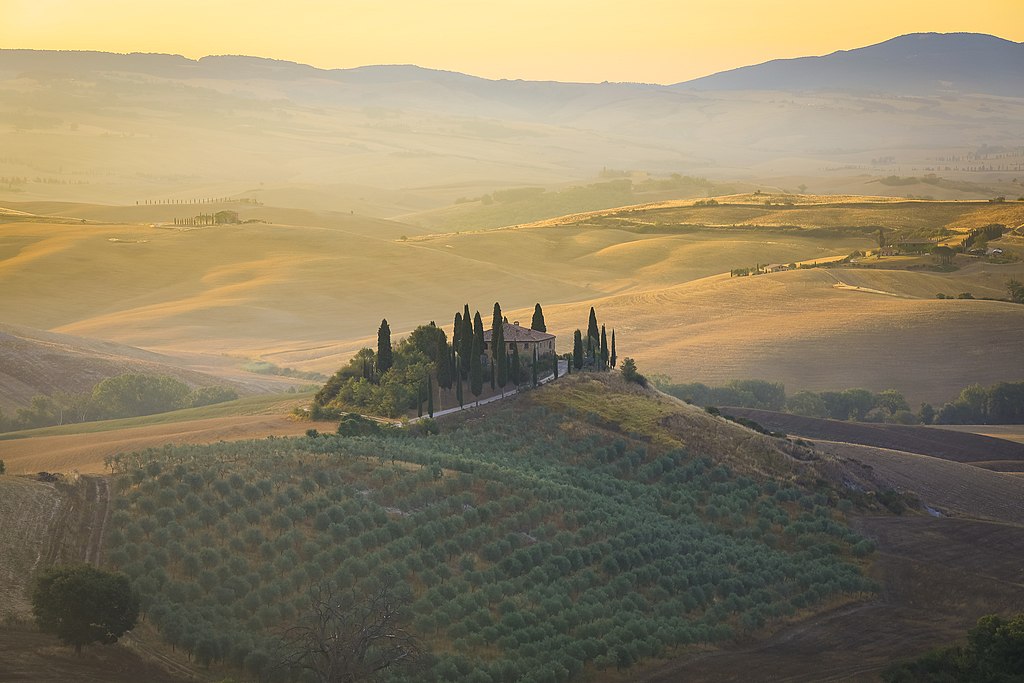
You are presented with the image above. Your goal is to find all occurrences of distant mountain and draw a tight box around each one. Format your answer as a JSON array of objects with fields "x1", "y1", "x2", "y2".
[
  {"x1": 675, "y1": 33, "x2": 1024, "y2": 96},
  {"x1": 0, "y1": 35, "x2": 1021, "y2": 199}
]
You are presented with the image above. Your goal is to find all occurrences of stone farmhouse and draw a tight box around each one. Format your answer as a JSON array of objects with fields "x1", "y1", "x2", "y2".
[{"x1": 483, "y1": 322, "x2": 556, "y2": 357}]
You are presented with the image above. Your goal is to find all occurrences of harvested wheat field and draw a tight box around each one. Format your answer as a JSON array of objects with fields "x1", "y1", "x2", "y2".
[
  {"x1": 537, "y1": 267, "x2": 1024, "y2": 406},
  {"x1": 0, "y1": 415, "x2": 337, "y2": 475}
]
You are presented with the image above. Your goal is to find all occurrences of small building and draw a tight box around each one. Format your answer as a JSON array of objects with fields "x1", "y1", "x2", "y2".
[{"x1": 483, "y1": 322, "x2": 556, "y2": 357}]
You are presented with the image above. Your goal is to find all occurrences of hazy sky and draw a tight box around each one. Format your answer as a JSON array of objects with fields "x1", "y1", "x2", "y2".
[{"x1": 2, "y1": 0, "x2": 1021, "y2": 83}]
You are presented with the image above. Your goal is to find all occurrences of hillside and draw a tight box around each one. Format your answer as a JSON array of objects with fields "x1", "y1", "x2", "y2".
[
  {"x1": 3, "y1": 196, "x2": 1022, "y2": 406},
  {"x1": 4, "y1": 374, "x2": 1024, "y2": 681},
  {"x1": 94, "y1": 373, "x2": 879, "y2": 680},
  {"x1": 2, "y1": 36, "x2": 1022, "y2": 208},
  {"x1": 678, "y1": 33, "x2": 1024, "y2": 96},
  {"x1": 0, "y1": 323, "x2": 295, "y2": 412}
]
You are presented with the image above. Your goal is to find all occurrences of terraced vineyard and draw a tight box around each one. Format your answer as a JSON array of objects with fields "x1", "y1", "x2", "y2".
[{"x1": 103, "y1": 375, "x2": 875, "y2": 681}]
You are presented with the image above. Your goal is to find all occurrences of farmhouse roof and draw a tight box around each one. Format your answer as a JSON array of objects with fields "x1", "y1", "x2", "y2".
[{"x1": 483, "y1": 322, "x2": 555, "y2": 343}]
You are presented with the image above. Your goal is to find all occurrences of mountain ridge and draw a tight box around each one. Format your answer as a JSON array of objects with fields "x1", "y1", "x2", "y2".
[{"x1": 1, "y1": 32, "x2": 1020, "y2": 95}]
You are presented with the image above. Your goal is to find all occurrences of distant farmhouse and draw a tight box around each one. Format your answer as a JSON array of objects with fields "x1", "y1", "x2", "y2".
[{"x1": 484, "y1": 322, "x2": 555, "y2": 357}]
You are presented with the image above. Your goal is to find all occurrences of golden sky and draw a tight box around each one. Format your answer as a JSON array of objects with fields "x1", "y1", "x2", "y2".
[{"x1": 2, "y1": 0, "x2": 1021, "y2": 83}]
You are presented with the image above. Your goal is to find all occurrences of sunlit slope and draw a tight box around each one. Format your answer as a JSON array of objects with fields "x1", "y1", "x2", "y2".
[
  {"x1": 0, "y1": 323, "x2": 294, "y2": 412},
  {"x1": 537, "y1": 267, "x2": 1024, "y2": 406},
  {"x1": 0, "y1": 208, "x2": 870, "y2": 363}
]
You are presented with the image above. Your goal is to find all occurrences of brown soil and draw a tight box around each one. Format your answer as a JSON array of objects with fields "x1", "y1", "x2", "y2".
[
  {"x1": 1, "y1": 415, "x2": 338, "y2": 475},
  {"x1": 721, "y1": 408, "x2": 1024, "y2": 468},
  {"x1": 0, "y1": 624, "x2": 190, "y2": 683}
]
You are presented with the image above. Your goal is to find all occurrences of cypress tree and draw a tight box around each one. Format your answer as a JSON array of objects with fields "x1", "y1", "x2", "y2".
[
  {"x1": 531, "y1": 303, "x2": 546, "y2": 332},
  {"x1": 377, "y1": 319, "x2": 393, "y2": 375},
  {"x1": 453, "y1": 312, "x2": 462, "y2": 354},
  {"x1": 553, "y1": 352, "x2": 559, "y2": 379},
  {"x1": 427, "y1": 375, "x2": 434, "y2": 418},
  {"x1": 511, "y1": 344, "x2": 520, "y2": 385},
  {"x1": 610, "y1": 329, "x2": 617, "y2": 368},
  {"x1": 460, "y1": 305, "x2": 473, "y2": 379},
  {"x1": 417, "y1": 384, "x2": 424, "y2": 418},
  {"x1": 472, "y1": 311, "x2": 484, "y2": 360},
  {"x1": 600, "y1": 325, "x2": 609, "y2": 370},
  {"x1": 573, "y1": 330, "x2": 583, "y2": 370},
  {"x1": 567, "y1": 353, "x2": 572, "y2": 374},
  {"x1": 587, "y1": 307, "x2": 599, "y2": 346},
  {"x1": 437, "y1": 339, "x2": 452, "y2": 390},
  {"x1": 531, "y1": 348, "x2": 538, "y2": 387},
  {"x1": 455, "y1": 357, "x2": 464, "y2": 407},
  {"x1": 470, "y1": 322, "x2": 483, "y2": 404},
  {"x1": 492, "y1": 303, "x2": 506, "y2": 392}
]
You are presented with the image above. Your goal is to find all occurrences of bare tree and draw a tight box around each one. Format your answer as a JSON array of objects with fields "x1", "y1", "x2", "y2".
[{"x1": 275, "y1": 580, "x2": 421, "y2": 682}]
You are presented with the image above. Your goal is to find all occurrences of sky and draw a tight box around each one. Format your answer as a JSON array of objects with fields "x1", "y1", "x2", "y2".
[{"x1": 2, "y1": 0, "x2": 1022, "y2": 84}]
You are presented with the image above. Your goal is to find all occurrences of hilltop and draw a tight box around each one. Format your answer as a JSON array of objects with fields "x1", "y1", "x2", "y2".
[{"x1": 3, "y1": 372, "x2": 1024, "y2": 681}]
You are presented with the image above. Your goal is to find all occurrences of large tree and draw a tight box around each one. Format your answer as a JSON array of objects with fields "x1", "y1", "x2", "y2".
[
  {"x1": 531, "y1": 303, "x2": 546, "y2": 332},
  {"x1": 377, "y1": 319, "x2": 393, "y2": 374},
  {"x1": 32, "y1": 564, "x2": 139, "y2": 654},
  {"x1": 276, "y1": 581, "x2": 420, "y2": 683},
  {"x1": 572, "y1": 329, "x2": 583, "y2": 370},
  {"x1": 610, "y1": 329, "x2": 617, "y2": 368}
]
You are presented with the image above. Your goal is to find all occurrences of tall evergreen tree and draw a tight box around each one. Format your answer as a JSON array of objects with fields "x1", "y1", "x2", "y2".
[
  {"x1": 531, "y1": 348, "x2": 538, "y2": 387},
  {"x1": 470, "y1": 324, "x2": 483, "y2": 404},
  {"x1": 511, "y1": 344, "x2": 520, "y2": 385},
  {"x1": 610, "y1": 329, "x2": 617, "y2": 368},
  {"x1": 573, "y1": 330, "x2": 583, "y2": 370},
  {"x1": 437, "y1": 339, "x2": 452, "y2": 390},
  {"x1": 492, "y1": 302, "x2": 505, "y2": 392},
  {"x1": 427, "y1": 376, "x2": 434, "y2": 418},
  {"x1": 600, "y1": 325, "x2": 609, "y2": 370},
  {"x1": 417, "y1": 384, "x2": 423, "y2": 418},
  {"x1": 587, "y1": 307, "x2": 599, "y2": 345},
  {"x1": 377, "y1": 319, "x2": 393, "y2": 374},
  {"x1": 453, "y1": 312, "x2": 462, "y2": 354},
  {"x1": 459, "y1": 305, "x2": 473, "y2": 379},
  {"x1": 472, "y1": 311, "x2": 484, "y2": 359},
  {"x1": 455, "y1": 357, "x2": 464, "y2": 407},
  {"x1": 531, "y1": 303, "x2": 546, "y2": 332},
  {"x1": 553, "y1": 352, "x2": 559, "y2": 380}
]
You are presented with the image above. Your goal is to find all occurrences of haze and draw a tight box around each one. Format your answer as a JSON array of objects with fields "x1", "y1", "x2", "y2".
[{"x1": 2, "y1": 0, "x2": 1022, "y2": 83}]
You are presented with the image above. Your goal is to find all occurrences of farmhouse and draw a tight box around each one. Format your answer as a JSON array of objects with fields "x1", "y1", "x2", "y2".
[{"x1": 484, "y1": 322, "x2": 556, "y2": 356}]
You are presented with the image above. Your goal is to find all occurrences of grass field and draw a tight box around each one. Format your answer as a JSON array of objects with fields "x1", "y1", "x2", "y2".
[
  {"x1": 3, "y1": 194, "x2": 1022, "y2": 409},
  {"x1": 0, "y1": 392, "x2": 336, "y2": 475}
]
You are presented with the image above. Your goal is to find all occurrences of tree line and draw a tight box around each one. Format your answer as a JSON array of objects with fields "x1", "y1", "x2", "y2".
[
  {"x1": 0, "y1": 374, "x2": 238, "y2": 432},
  {"x1": 659, "y1": 378, "x2": 1024, "y2": 425}
]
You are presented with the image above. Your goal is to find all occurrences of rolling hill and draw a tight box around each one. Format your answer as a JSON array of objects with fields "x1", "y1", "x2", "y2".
[
  {"x1": 2, "y1": 195, "x2": 1023, "y2": 408},
  {"x1": 677, "y1": 32, "x2": 1024, "y2": 96},
  {"x1": 1, "y1": 34, "x2": 1022, "y2": 211}
]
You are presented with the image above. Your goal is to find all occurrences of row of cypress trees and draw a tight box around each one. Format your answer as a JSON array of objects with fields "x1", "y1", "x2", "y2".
[{"x1": 569, "y1": 307, "x2": 616, "y2": 372}]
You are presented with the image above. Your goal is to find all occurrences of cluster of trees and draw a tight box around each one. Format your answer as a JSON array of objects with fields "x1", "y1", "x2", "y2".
[
  {"x1": 315, "y1": 303, "x2": 560, "y2": 419},
  {"x1": 102, "y1": 386, "x2": 874, "y2": 681},
  {"x1": 662, "y1": 378, "x2": 1024, "y2": 426},
  {"x1": 883, "y1": 613, "x2": 1024, "y2": 682},
  {"x1": 930, "y1": 381, "x2": 1024, "y2": 425},
  {"x1": 0, "y1": 374, "x2": 238, "y2": 432},
  {"x1": 568, "y1": 307, "x2": 616, "y2": 373}
]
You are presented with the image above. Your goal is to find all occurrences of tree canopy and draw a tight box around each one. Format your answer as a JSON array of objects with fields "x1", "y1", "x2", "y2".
[{"x1": 31, "y1": 564, "x2": 139, "y2": 654}]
